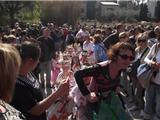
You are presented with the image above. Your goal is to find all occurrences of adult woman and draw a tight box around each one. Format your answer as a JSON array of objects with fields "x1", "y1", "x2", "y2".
[
  {"x1": 130, "y1": 33, "x2": 149, "y2": 115},
  {"x1": 74, "y1": 42, "x2": 135, "y2": 120},
  {"x1": 143, "y1": 29, "x2": 160, "y2": 120},
  {"x1": 11, "y1": 41, "x2": 69, "y2": 120},
  {"x1": 147, "y1": 30, "x2": 157, "y2": 48},
  {"x1": 0, "y1": 43, "x2": 25, "y2": 119},
  {"x1": 119, "y1": 32, "x2": 129, "y2": 43}
]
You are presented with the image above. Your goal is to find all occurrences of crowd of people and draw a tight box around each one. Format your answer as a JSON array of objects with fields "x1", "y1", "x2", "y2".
[{"x1": 0, "y1": 21, "x2": 160, "y2": 120}]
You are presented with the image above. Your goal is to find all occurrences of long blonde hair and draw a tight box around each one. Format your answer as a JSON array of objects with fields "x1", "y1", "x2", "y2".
[{"x1": 0, "y1": 43, "x2": 21, "y2": 102}]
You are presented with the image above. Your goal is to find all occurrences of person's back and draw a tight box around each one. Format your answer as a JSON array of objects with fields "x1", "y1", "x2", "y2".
[
  {"x1": 94, "y1": 42, "x2": 107, "y2": 62},
  {"x1": 65, "y1": 32, "x2": 75, "y2": 45},
  {"x1": 93, "y1": 34, "x2": 107, "y2": 62},
  {"x1": 0, "y1": 43, "x2": 25, "y2": 120},
  {"x1": 103, "y1": 24, "x2": 124, "y2": 49}
]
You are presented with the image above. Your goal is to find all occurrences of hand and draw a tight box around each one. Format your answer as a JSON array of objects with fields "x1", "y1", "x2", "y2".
[
  {"x1": 72, "y1": 64, "x2": 77, "y2": 70},
  {"x1": 115, "y1": 86, "x2": 121, "y2": 94},
  {"x1": 57, "y1": 77, "x2": 70, "y2": 97},
  {"x1": 68, "y1": 70, "x2": 73, "y2": 78},
  {"x1": 116, "y1": 87, "x2": 128, "y2": 97},
  {"x1": 151, "y1": 62, "x2": 159, "y2": 69},
  {"x1": 156, "y1": 62, "x2": 160, "y2": 68},
  {"x1": 88, "y1": 50, "x2": 94, "y2": 56},
  {"x1": 85, "y1": 92, "x2": 98, "y2": 103}
]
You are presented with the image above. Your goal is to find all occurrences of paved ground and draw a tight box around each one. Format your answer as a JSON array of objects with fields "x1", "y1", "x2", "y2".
[
  {"x1": 125, "y1": 97, "x2": 144, "y2": 120},
  {"x1": 44, "y1": 87, "x2": 144, "y2": 120}
]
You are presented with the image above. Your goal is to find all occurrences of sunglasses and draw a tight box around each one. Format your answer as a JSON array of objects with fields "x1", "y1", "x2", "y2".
[
  {"x1": 119, "y1": 54, "x2": 134, "y2": 61},
  {"x1": 120, "y1": 36, "x2": 127, "y2": 39},
  {"x1": 137, "y1": 39, "x2": 146, "y2": 43}
]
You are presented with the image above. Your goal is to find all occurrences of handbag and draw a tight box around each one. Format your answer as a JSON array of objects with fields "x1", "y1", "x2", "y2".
[
  {"x1": 47, "y1": 97, "x2": 74, "y2": 120},
  {"x1": 137, "y1": 63, "x2": 158, "y2": 88},
  {"x1": 137, "y1": 44, "x2": 159, "y2": 88},
  {"x1": 94, "y1": 92, "x2": 131, "y2": 120},
  {"x1": 127, "y1": 47, "x2": 148, "y2": 78}
]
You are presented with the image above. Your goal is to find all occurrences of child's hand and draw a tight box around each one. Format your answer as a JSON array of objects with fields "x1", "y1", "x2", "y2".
[
  {"x1": 85, "y1": 92, "x2": 98, "y2": 103},
  {"x1": 57, "y1": 77, "x2": 70, "y2": 97},
  {"x1": 116, "y1": 86, "x2": 121, "y2": 94},
  {"x1": 68, "y1": 70, "x2": 73, "y2": 78},
  {"x1": 72, "y1": 64, "x2": 77, "y2": 70}
]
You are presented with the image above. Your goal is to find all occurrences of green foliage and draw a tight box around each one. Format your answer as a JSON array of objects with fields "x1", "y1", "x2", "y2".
[
  {"x1": 17, "y1": 1, "x2": 41, "y2": 24},
  {"x1": 95, "y1": 1, "x2": 139, "y2": 23},
  {"x1": 154, "y1": 1, "x2": 160, "y2": 21},
  {"x1": 119, "y1": 1, "x2": 128, "y2": 8},
  {"x1": 40, "y1": 1, "x2": 82, "y2": 25},
  {"x1": 0, "y1": 1, "x2": 40, "y2": 25},
  {"x1": 97, "y1": 7, "x2": 139, "y2": 23},
  {"x1": 139, "y1": 3, "x2": 149, "y2": 21}
]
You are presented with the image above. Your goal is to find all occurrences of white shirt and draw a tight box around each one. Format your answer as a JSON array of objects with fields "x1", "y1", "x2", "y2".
[
  {"x1": 76, "y1": 29, "x2": 89, "y2": 39},
  {"x1": 83, "y1": 41, "x2": 96, "y2": 65},
  {"x1": 144, "y1": 43, "x2": 160, "y2": 85}
]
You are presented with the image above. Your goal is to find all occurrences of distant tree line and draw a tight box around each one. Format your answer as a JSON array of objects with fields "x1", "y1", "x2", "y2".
[
  {"x1": 139, "y1": 1, "x2": 160, "y2": 22},
  {"x1": 0, "y1": 1, "x2": 40, "y2": 27},
  {"x1": 155, "y1": 1, "x2": 160, "y2": 21},
  {"x1": 0, "y1": 1, "x2": 82, "y2": 26},
  {"x1": 0, "y1": 1, "x2": 159, "y2": 26}
]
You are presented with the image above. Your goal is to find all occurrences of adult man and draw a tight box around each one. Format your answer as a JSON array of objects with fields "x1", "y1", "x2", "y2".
[
  {"x1": 76, "y1": 25, "x2": 90, "y2": 48},
  {"x1": 38, "y1": 28, "x2": 55, "y2": 96}
]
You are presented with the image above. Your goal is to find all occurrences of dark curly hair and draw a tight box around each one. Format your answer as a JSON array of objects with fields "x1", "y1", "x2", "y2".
[
  {"x1": 107, "y1": 42, "x2": 135, "y2": 62},
  {"x1": 15, "y1": 41, "x2": 41, "y2": 62}
]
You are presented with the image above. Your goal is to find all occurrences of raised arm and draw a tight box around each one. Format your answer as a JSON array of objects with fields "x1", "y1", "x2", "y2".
[
  {"x1": 144, "y1": 44, "x2": 157, "y2": 67},
  {"x1": 74, "y1": 64, "x2": 101, "y2": 96}
]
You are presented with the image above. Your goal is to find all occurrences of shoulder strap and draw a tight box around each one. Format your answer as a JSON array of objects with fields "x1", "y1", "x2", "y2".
[
  {"x1": 139, "y1": 47, "x2": 149, "y2": 59},
  {"x1": 152, "y1": 43, "x2": 160, "y2": 61},
  {"x1": 155, "y1": 43, "x2": 160, "y2": 54},
  {"x1": 101, "y1": 65, "x2": 110, "y2": 80}
]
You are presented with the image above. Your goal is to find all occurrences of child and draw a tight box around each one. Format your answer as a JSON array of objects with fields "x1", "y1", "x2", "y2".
[
  {"x1": 50, "y1": 53, "x2": 61, "y2": 87},
  {"x1": 71, "y1": 55, "x2": 81, "y2": 72},
  {"x1": 79, "y1": 50, "x2": 90, "y2": 67},
  {"x1": 48, "y1": 56, "x2": 74, "y2": 120}
]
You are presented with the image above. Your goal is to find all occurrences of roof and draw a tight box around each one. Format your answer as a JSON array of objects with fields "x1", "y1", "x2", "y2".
[{"x1": 100, "y1": 2, "x2": 119, "y2": 6}]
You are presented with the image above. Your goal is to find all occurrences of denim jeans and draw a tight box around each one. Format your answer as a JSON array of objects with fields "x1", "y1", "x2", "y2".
[{"x1": 144, "y1": 82, "x2": 160, "y2": 120}]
